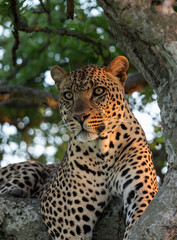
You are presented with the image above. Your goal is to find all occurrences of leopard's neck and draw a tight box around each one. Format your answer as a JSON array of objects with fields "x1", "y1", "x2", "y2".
[{"x1": 66, "y1": 109, "x2": 147, "y2": 171}]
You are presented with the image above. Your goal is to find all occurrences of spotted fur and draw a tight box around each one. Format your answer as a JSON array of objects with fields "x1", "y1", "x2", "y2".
[{"x1": 0, "y1": 56, "x2": 158, "y2": 240}]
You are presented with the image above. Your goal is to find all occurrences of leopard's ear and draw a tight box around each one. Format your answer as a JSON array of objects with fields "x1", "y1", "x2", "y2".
[
  {"x1": 105, "y1": 56, "x2": 129, "y2": 86},
  {"x1": 50, "y1": 65, "x2": 68, "y2": 90}
]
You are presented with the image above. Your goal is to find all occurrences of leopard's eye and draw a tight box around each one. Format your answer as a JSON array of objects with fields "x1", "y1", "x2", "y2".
[
  {"x1": 93, "y1": 87, "x2": 106, "y2": 96},
  {"x1": 63, "y1": 91, "x2": 73, "y2": 100}
]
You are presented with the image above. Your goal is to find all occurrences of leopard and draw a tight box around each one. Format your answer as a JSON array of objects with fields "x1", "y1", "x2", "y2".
[{"x1": 0, "y1": 56, "x2": 158, "y2": 240}]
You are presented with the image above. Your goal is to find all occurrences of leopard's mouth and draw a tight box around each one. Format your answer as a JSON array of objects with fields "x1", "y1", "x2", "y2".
[
  {"x1": 74, "y1": 122, "x2": 106, "y2": 142},
  {"x1": 76, "y1": 129, "x2": 98, "y2": 142}
]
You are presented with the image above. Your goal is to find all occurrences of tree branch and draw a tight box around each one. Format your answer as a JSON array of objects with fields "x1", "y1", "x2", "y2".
[
  {"x1": 67, "y1": 0, "x2": 74, "y2": 20},
  {"x1": 39, "y1": 0, "x2": 50, "y2": 15},
  {"x1": 17, "y1": 24, "x2": 105, "y2": 49},
  {"x1": 0, "y1": 197, "x2": 51, "y2": 240},
  {"x1": 0, "y1": 196, "x2": 125, "y2": 240},
  {"x1": 10, "y1": 0, "x2": 20, "y2": 67},
  {"x1": 0, "y1": 72, "x2": 147, "y2": 110},
  {"x1": 8, "y1": 0, "x2": 108, "y2": 67},
  {"x1": 39, "y1": 0, "x2": 51, "y2": 24},
  {"x1": 0, "y1": 73, "x2": 147, "y2": 110},
  {"x1": 0, "y1": 85, "x2": 59, "y2": 109},
  {"x1": 125, "y1": 72, "x2": 148, "y2": 94},
  {"x1": 8, "y1": 2, "x2": 106, "y2": 51}
]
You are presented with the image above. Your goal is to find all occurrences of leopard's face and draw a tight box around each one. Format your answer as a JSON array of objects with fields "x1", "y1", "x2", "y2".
[
  {"x1": 59, "y1": 67, "x2": 126, "y2": 142},
  {"x1": 51, "y1": 56, "x2": 129, "y2": 142}
]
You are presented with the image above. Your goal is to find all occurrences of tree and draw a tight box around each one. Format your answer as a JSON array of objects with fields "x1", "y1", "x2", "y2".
[{"x1": 0, "y1": 0, "x2": 176, "y2": 239}]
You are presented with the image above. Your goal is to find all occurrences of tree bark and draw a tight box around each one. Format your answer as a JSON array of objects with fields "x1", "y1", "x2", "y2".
[
  {"x1": 0, "y1": 197, "x2": 51, "y2": 240},
  {"x1": 96, "y1": 0, "x2": 177, "y2": 239}
]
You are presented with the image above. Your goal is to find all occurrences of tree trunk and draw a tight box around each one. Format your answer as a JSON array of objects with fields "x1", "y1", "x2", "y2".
[{"x1": 97, "y1": 0, "x2": 177, "y2": 238}]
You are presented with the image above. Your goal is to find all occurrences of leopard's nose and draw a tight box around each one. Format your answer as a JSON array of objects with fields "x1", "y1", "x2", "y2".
[{"x1": 73, "y1": 113, "x2": 90, "y2": 125}]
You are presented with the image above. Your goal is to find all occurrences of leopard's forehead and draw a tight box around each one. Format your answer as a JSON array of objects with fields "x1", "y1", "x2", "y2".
[{"x1": 65, "y1": 65, "x2": 110, "y2": 92}]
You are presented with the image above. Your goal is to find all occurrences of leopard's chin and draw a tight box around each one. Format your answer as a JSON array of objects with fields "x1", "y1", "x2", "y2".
[{"x1": 76, "y1": 130, "x2": 98, "y2": 142}]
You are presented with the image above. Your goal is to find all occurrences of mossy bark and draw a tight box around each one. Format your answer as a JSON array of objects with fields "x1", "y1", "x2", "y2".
[{"x1": 0, "y1": 197, "x2": 51, "y2": 240}]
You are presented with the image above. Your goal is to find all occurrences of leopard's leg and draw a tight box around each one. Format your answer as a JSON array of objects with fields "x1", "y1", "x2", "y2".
[
  {"x1": 0, "y1": 161, "x2": 45, "y2": 198},
  {"x1": 123, "y1": 181, "x2": 158, "y2": 239},
  {"x1": 120, "y1": 164, "x2": 158, "y2": 239},
  {"x1": 110, "y1": 152, "x2": 158, "y2": 239}
]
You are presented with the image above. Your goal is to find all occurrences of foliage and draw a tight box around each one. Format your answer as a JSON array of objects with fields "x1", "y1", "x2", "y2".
[{"x1": 0, "y1": 0, "x2": 165, "y2": 180}]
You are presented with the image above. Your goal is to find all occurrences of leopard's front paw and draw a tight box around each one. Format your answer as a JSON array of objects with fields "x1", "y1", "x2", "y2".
[{"x1": 0, "y1": 187, "x2": 29, "y2": 198}]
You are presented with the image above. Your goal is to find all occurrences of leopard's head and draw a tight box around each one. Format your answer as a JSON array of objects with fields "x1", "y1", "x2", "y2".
[{"x1": 51, "y1": 56, "x2": 129, "y2": 142}]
